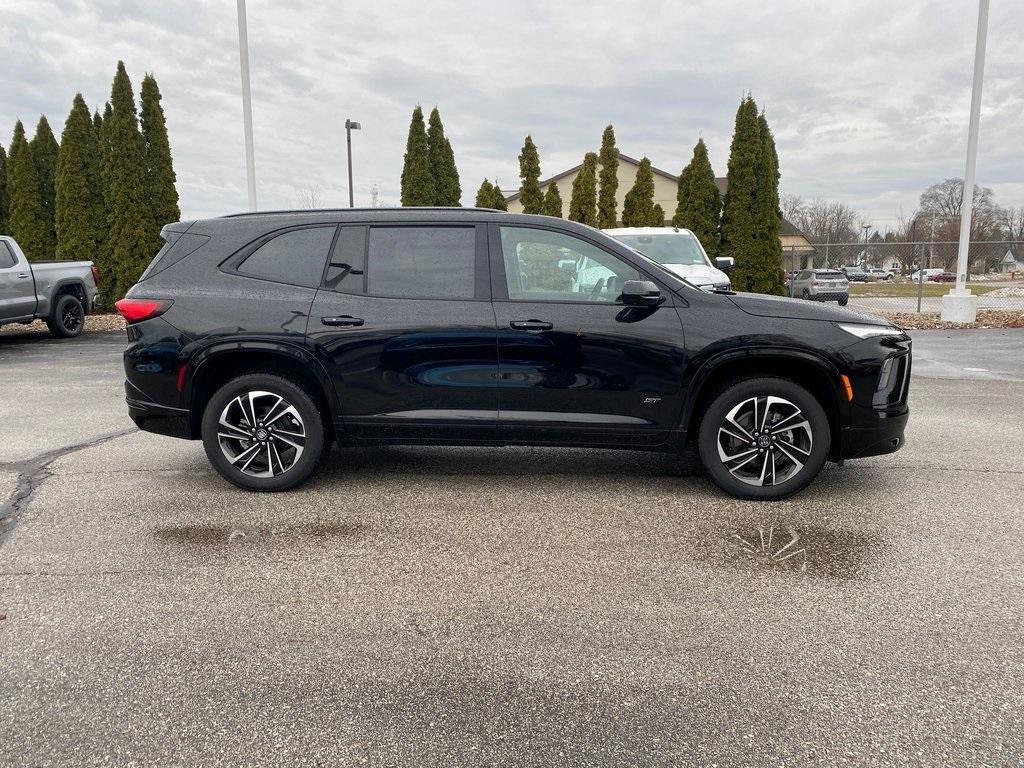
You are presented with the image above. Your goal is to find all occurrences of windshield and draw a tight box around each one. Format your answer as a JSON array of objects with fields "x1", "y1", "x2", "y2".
[{"x1": 613, "y1": 233, "x2": 710, "y2": 267}]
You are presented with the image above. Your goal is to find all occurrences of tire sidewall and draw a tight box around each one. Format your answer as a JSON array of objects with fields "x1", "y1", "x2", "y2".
[
  {"x1": 201, "y1": 373, "x2": 325, "y2": 491},
  {"x1": 697, "y1": 377, "x2": 831, "y2": 500},
  {"x1": 48, "y1": 295, "x2": 85, "y2": 338}
]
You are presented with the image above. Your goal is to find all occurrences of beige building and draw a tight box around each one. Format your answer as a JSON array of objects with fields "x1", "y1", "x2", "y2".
[{"x1": 504, "y1": 152, "x2": 815, "y2": 267}]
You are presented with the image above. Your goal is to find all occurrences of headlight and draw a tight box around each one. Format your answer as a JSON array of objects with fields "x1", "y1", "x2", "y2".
[{"x1": 836, "y1": 323, "x2": 903, "y2": 339}]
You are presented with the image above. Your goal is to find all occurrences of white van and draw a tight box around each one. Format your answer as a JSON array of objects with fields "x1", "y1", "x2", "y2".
[{"x1": 604, "y1": 227, "x2": 732, "y2": 291}]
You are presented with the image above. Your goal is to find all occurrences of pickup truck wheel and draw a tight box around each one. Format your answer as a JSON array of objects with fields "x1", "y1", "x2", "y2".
[
  {"x1": 201, "y1": 373, "x2": 325, "y2": 492},
  {"x1": 46, "y1": 294, "x2": 85, "y2": 338},
  {"x1": 697, "y1": 377, "x2": 830, "y2": 500}
]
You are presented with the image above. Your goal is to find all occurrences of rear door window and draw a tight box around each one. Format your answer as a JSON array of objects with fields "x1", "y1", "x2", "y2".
[
  {"x1": 366, "y1": 226, "x2": 476, "y2": 299},
  {"x1": 238, "y1": 226, "x2": 337, "y2": 288},
  {"x1": 0, "y1": 242, "x2": 16, "y2": 269}
]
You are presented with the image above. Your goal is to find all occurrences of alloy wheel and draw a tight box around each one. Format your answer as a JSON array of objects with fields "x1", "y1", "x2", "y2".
[
  {"x1": 217, "y1": 390, "x2": 306, "y2": 478},
  {"x1": 63, "y1": 301, "x2": 83, "y2": 332},
  {"x1": 716, "y1": 395, "x2": 813, "y2": 487}
]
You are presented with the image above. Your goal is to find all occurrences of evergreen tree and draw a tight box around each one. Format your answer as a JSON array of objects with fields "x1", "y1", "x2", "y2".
[
  {"x1": 650, "y1": 203, "x2": 665, "y2": 226},
  {"x1": 475, "y1": 178, "x2": 495, "y2": 208},
  {"x1": 93, "y1": 109, "x2": 103, "y2": 134},
  {"x1": 490, "y1": 183, "x2": 507, "y2": 211},
  {"x1": 673, "y1": 137, "x2": 721, "y2": 254},
  {"x1": 541, "y1": 181, "x2": 562, "y2": 218},
  {"x1": 0, "y1": 145, "x2": 8, "y2": 235},
  {"x1": 6, "y1": 121, "x2": 49, "y2": 261},
  {"x1": 105, "y1": 61, "x2": 153, "y2": 302},
  {"x1": 140, "y1": 74, "x2": 180, "y2": 250},
  {"x1": 98, "y1": 102, "x2": 113, "y2": 213},
  {"x1": 567, "y1": 152, "x2": 598, "y2": 226},
  {"x1": 56, "y1": 94, "x2": 106, "y2": 262},
  {"x1": 400, "y1": 106, "x2": 434, "y2": 206},
  {"x1": 720, "y1": 96, "x2": 763, "y2": 293},
  {"x1": 597, "y1": 125, "x2": 619, "y2": 228},
  {"x1": 29, "y1": 116, "x2": 59, "y2": 259},
  {"x1": 754, "y1": 113, "x2": 784, "y2": 294},
  {"x1": 426, "y1": 108, "x2": 460, "y2": 205},
  {"x1": 517, "y1": 135, "x2": 543, "y2": 214},
  {"x1": 621, "y1": 156, "x2": 656, "y2": 226}
]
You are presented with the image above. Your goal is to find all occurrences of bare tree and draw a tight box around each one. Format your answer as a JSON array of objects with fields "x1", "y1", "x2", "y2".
[
  {"x1": 999, "y1": 206, "x2": 1024, "y2": 240},
  {"x1": 294, "y1": 185, "x2": 322, "y2": 209},
  {"x1": 791, "y1": 199, "x2": 862, "y2": 243},
  {"x1": 918, "y1": 178, "x2": 1002, "y2": 241},
  {"x1": 780, "y1": 193, "x2": 805, "y2": 224}
]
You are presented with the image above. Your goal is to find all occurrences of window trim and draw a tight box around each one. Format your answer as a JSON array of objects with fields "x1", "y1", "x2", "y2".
[
  {"x1": 220, "y1": 224, "x2": 340, "y2": 290},
  {"x1": 345, "y1": 223, "x2": 488, "y2": 302},
  {"x1": 488, "y1": 222, "x2": 675, "y2": 306}
]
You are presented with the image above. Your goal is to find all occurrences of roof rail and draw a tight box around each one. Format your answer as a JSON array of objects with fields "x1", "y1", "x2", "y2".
[{"x1": 219, "y1": 206, "x2": 501, "y2": 218}]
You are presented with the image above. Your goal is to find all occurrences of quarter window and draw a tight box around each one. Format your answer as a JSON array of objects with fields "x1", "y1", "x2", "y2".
[
  {"x1": 238, "y1": 226, "x2": 336, "y2": 288},
  {"x1": 0, "y1": 242, "x2": 16, "y2": 269},
  {"x1": 367, "y1": 226, "x2": 476, "y2": 299},
  {"x1": 499, "y1": 226, "x2": 640, "y2": 303}
]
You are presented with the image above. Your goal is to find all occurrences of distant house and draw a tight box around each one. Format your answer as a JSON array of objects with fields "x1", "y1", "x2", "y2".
[
  {"x1": 504, "y1": 153, "x2": 814, "y2": 264},
  {"x1": 999, "y1": 248, "x2": 1024, "y2": 273}
]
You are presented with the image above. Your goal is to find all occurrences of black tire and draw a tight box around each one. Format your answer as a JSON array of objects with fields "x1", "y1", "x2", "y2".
[
  {"x1": 46, "y1": 294, "x2": 85, "y2": 338},
  {"x1": 838, "y1": 296, "x2": 849, "y2": 306},
  {"x1": 801, "y1": 289, "x2": 811, "y2": 300},
  {"x1": 696, "y1": 377, "x2": 830, "y2": 500},
  {"x1": 201, "y1": 373, "x2": 326, "y2": 491}
]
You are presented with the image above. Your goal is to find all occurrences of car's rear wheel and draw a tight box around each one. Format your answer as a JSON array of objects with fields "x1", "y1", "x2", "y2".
[
  {"x1": 696, "y1": 377, "x2": 830, "y2": 500},
  {"x1": 46, "y1": 294, "x2": 85, "y2": 338},
  {"x1": 201, "y1": 373, "x2": 326, "y2": 491}
]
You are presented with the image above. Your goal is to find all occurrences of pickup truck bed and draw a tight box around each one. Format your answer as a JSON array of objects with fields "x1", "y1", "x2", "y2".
[{"x1": 0, "y1": 236, "x2": 100, "y2": 338}]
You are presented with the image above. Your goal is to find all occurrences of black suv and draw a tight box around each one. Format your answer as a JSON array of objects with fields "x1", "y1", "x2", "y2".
[{"x1": 118, "y1": 209, "x2": 910, "y2": 500}]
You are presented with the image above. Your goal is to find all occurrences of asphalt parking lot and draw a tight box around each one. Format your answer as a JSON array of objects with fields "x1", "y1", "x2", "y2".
[{"x1": 2, "y1": 327, "x2": 1023, "y2": 766}]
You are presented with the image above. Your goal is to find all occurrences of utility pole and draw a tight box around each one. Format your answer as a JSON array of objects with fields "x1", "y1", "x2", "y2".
[
  {"x1": 942, "y1": 0, "x2": 989, "y2": 323},
  {"x1": 345, "y1": 119, "x2": 361, "y2": 208},
  {"x1": 236, "y1": 0, "x2": 257, "y2": 211}
]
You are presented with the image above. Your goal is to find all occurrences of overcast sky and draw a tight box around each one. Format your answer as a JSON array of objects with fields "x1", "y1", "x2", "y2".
[{"x1": 2, "y1": 0, "x2": 1021, "y2": 232}]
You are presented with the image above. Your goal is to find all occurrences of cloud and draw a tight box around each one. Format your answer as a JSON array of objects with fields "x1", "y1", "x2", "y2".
[{"x1": 1, "y1": 0, "x2": 1021, "y2": 230}]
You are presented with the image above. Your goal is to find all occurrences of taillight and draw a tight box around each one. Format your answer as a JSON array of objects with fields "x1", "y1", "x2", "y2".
[
  {"x1": 90, "y1": 264, "x2": 100, "y2": 287},
  {"x1": 114, "y1": 298, "x2": 173, "y2": 323}
]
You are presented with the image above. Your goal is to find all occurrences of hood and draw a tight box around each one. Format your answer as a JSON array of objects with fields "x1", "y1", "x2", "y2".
[
  {"x1": 727, "y1": 292, "x2": 889, "y2": 324},
  {"x1": 663, "y1": 263, "x2": 726, "y2": 285}
]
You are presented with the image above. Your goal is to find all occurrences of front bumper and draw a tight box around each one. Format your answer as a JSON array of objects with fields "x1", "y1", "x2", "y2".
[{"x1": 839, "y1": 408, "x2": 908, "y2": 459}]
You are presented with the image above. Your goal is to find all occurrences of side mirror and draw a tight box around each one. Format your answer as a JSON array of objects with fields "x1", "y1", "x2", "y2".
[
  {"x1": 621, "y1": 280, "x2": 663, "y2": 306},
  {"x1": 715, "y1": 257, "x2": 734, "y2": 271}
]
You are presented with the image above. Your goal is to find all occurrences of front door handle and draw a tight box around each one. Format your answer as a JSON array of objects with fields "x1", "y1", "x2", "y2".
[
  {"x1": 509, "y1": 319, "x2": 553, "y2": 331},
  {"x1": 17, "y1": 273, "x2": 30, "y2": 279},
  {"x1": 321, "y1": 315, "x2": 364, "y2": 327}
]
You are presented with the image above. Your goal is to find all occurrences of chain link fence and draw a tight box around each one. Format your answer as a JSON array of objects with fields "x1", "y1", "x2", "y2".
[{"x1": 780, "y1": 241, "x2": 1024, "y2": 315}]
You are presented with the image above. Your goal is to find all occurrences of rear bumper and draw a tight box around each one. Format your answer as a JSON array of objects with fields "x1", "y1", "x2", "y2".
[
  {"x1": 839, "y1": 408, "x2": 908, "y2": 459},
  {"x1": 810, "y1": 291, "x2": 849, "y2": 301},
  {"x1": 126, "y1": 381, "x2": 193, "y2": 439}
]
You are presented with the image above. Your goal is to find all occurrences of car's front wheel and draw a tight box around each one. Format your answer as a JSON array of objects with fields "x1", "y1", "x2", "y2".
[
  {"x1": 201, "y1": 373, "x2": 326, "y2": 491},
  {"x1": 697, "y1": 377, "x2": 830, "y2": 500}
]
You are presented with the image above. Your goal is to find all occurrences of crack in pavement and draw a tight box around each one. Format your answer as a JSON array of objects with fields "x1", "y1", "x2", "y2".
[{"x1": 0, "y1": 428, "x2": 136, "y2": 550}]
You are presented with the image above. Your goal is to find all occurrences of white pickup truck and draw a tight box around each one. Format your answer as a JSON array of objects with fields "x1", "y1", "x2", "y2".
[{"x1": 0, "y1": 235, "x2": 100, "y2": 338}]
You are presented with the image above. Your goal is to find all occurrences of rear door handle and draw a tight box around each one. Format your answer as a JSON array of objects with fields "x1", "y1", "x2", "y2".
[
  {"x1": 509, "y1": 319, "x2": 553, "y2": 331},
  {"x1": 321, "y1": 315, "x2": 364, "y2": 327},
  {"x1": 17, "y1": 273, "x2": 30, "y2": 279}
]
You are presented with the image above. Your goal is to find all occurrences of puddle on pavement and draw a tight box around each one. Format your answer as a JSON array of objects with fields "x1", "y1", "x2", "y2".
[
  {"x1": 152, "y1": 522, "x2": 366, "y2": 547},
  {"x1": 724, "y1": 524, "x2": 881, "y2": 579}
]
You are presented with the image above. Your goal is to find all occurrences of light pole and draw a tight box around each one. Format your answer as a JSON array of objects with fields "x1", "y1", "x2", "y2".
[
  {"x1": 345, "y1": 119, "x2": 361, "y2": 208},
  {"x1": 862, "y1": 224, "x2": 871, "y2": 267},
  {"x1": 942, "y1": 0, "x2": 989, "y2": 323},
  {"x1": 236, "y1": 0, "x2": 257, "y2": 211}
]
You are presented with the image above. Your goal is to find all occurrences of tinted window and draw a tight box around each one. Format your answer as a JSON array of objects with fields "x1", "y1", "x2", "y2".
[
  {"x1": 238, "y1": 226, "x2": 336, "y2": 288},
  {"x1": 499, "y1": 226, "x2": 640, "y2": 303},
  {"x1": 324, "y1": 226, "x2": 366, "y2": 294},
  {"x1": 0, "y1": 242, "x2": 16, "y2": 269},
  {"x1": 367, "y1": 227, "x2": 475, "y2": 299}
]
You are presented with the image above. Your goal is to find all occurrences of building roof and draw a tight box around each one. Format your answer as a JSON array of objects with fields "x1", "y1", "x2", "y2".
[{"x1": 503, "y1": 152, "x2": 811, "y2": 244}]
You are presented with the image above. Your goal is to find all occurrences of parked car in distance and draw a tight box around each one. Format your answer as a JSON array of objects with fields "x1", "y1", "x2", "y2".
[
  {"x1": 117, "y1": 208, "x2": 910, "y2": 501},
  {"x1": 788, "y1": 269, "x2": 850, "y2": 305},
  {"x1": 907, "y1": 268, "x2": 944, "y2": 283},
  {"x1": 603, "y1": 227, "x2": 732, "y2": 292},
  {"x1": 868, "y1": 268, "x2": 894, "y2": 281},
  {"x1": 931, "y1": 272, "x2": 957, "y2": 283},
  {"x1": 841, "y1": 265, "x2": 871, "y2": 282},
  {"x1": 0, "y1": 235, "x2": 100, "y2": 337}
]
